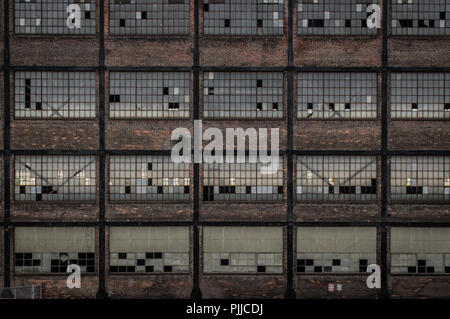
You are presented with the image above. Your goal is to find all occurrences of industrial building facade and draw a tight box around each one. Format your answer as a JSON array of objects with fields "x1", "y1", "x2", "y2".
[{"x1": 0, "y1": 0, "x2": 449, "y2": 299}]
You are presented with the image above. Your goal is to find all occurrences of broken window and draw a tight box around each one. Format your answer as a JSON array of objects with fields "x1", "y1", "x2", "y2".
[
  {"x1": 204, "y1": 72, "x2": 283, "y2": 119},
  {"x1": 390, "y1": 156, "x2": 450, "y2": 201},
  {"x1": 109, "y1": 155, "x2": 190, "y2": 201},
  {"x1": 203, "y1": 227, "x2": 283, "y2": 273},
  {"x1": 14, "y1": 227, "x2": 96, "y2": 274},
  {"x1": 203, "y1": 0, "x2": 284, "y2": 35},
  {"x1": 14, "y1": 0, "x2": 96, "y2": 35},
  {"x1": 14, "y1": 71, "x2": 96, "y2": 119},
  {"x1": 296, "y1": 155, "x2": 377, "y2": 201},
  {"x1": 297, "y1": 0, "x2": 378, "y2": 36},
  {"x1": 298, "y1": 72, "x2": 377, "y2": 119},
  {"x1": 392, "y1": 0, "x2": 450, "y2": 36},
  {"x1": 391, "y1": 228, "x2": 450, "y2": 274},
  {"x1": 391, "y1": 73, "x2": 450, "y2": 119},
  {"x1": 109, "y1": 0, "x2": 189, "y2": 35},
  {"x1": 297, "y1": 227, "x2": 377, "y2": 273},
  {"x1": 109, "y1": 227, "x2": 190, "y2": 273},
  {"x1": 14, "y1": 155, "x2": 97, "y2": 202},
  {"x1": 109, "y1": 72, "x2": 190, "y2": 118},
  {"x1": 203, "y1": 157, "x2": 284, "y2": 201}
]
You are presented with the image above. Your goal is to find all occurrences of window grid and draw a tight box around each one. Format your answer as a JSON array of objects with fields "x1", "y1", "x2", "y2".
[
  {"x1": 109, "y1": 155, "x2": 191, "y2": 201},
  {"x1": 109, "y1": 0, "x2": 190, "y2": 35},
  {"x1": 14, "y1": 155, "x2": 97, "y2": 202},
  {"x1": 109, "y1": 252, "x2": 189, "y2": 273},
  {"x1": 203, "y1": 0, "x2": 284, "y2": 36},
  {"x1": 391, "y1": 73, "x2": 450, "y2": 119},
  {"x1": 390, "y1": 156, "x2": 450, "y2": 202},
  {"x1": 15, "y1": 71, "x2": 96, "y2": 119},
  {"x1": 297, "y1": 72, "x2": 377, "y2": 119},
  {"x1": 391, "y1": 253, "x2": 450, "y2": 274},
  {"x1": 296, "y1": 156, "x2": 377, "y2": 201},
  {"x1": 392, "y1": 0, "x2": 450, "y2": 36},
  {"x1": 203, "y1": 227, "x2": 283, "y2": 274},
  {"x1": 109, "y1": 72, "x2": 190, "y2": 119},
  {"x1": 205, "y1": 252, "x2": 283, "y2": 273},
  {"x1": 203, "y1": 72, "x2": 283, "y2": 119},
  {"x1": 14, "y1": 0, "x2": 96, "y2": 35},
  {"x1": 203, "y1": 158, "x2": 284, "y2": 201},
  {"x1": 296, "y1": 253, "x2": 376, "y2": 273},
  {"x1": 297, "y1": 0, "x2": 378, "y2": 36},
  {"x1": 15, "y1": 252, "x2": 96, "y2": 274}
]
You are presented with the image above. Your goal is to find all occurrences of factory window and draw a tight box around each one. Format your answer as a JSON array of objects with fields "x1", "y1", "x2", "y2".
[
  {"x1": 109, "y1": 227, "x2": 190, "y2": 273},
  {"x1": 297, "y1": 0, "x2": 378, "y2": 36},
  {"x1": 203, "y1": 157, "x2": 284, "y2": 201},
  {"x1": 109, "y1": 0, "x2": 190, "y2": 35},
  {"x1": 297, "y1": 227, "x2": 377, "y2": 273},
  {"x1": 390, "y1": 156, "x2": 450, "y2": 201},
  {"x1": 391, "y1": 73, "x2": 450, "y2": 119},
  {"x1": 203, "y1": 227, "x2": 283, "y2": 273},
  {"x1": 391, "y1": 228, "x2": 450, "y2": 274},
  {"x1": 203, "y1": 0, "x2": 284, "y2": 36},
  {"x1": 109, "y1": 72, "x2": 190, "y2": 119},
  {"x1": 14, "y1": 71, "x2": 96, "y2": 119},
  {"x1": 392, "y1": 0, "x2": 450, "y2": 36},
  {"x1": 297, "y1": 72, "x2": 377, "y2": 119},
  {"x1": 296, "y1": 156, "x2": 377, "y2": 201},
  {"x1": 14, "y1": 155, "x2": 97, "y2": 202},
  {"x1": 203, "y1": 72, "x2": 283, "y2": 119},
  {"x1": 14, "y1": 0, "x2": 96, "y2": 35},
  {"x1": 109, "y1": 155, "x2": 190, "y2": 201},
  {"x1": 14, "y1": 227, "x2": 96, "y2": 274}
]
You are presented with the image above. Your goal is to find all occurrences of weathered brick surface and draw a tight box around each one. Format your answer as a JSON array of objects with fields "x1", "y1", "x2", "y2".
[
  {"x1": 388, "y1": 277, "x2": 450, "y2": 299},
  {"x1": 295, "y1": 121, "x2": 382, "y2": 150},
  {"x1": 106, "y1": 120, "x2": 192, "y2": 150},
  {"x1": 11, "y1": 276, "x2": 99, "y2": 299},
  {"x1": 201, "y1": 121, "x2": 288, "y2": 150},
  {"x1": 294, "y1": 38, "x2": 381, "y2": 67},
  {"x1": 201, "y1": 276, "x2": 286, "y2": 299},
  {"x1": 294, "y1": 204, "x2": 380, "y2": 223},
  {"x1": 200, "y1": 38, "x2": 288, "y2": 67},
  {"x1": 106, "y1": 39, "x2": 193, "y2": 67},
  {"x1": 389, "y1": 39, "x2": 450, "y2": 67},
  {"x1": 11, "y1": 121, "x2": 99, "y2": 150},
  {"x1": 106, "y1": 204, "x2": 193, "y2": 222},
  {"x1": 200, "y1": 203, "x2": 287, "y2": 222},
  {"x1": 106, "y1": 275, "x2": 193, "y2": 299},
  {"x1": 388, "y1": 121, "x2": 450, "y2": 150},
  {"x1": 295, "y1": 276, "x2": 379, "y2": 299},
  {"x1": 388, "y1": 205, "x2": 450, "y2": 222},
  {"x1": 11, "y1": 203, "x2": 98, "y2": 222}
]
